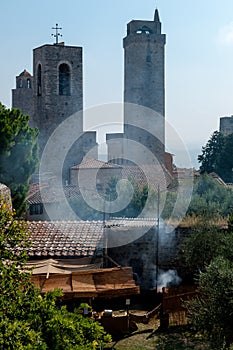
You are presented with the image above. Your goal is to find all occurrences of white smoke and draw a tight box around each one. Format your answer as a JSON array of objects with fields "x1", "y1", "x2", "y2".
[{"x1": 158, "y1": 269, "x2": 182, "y2": 288}]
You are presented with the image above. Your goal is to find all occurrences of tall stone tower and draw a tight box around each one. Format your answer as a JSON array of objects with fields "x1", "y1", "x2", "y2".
[
  {"x1": 32, "y1": 43, "x2": 83, "y2": 153},
  {"x1": 124, "y1": 9, "x2": 165, "y2": 116},
  {"x1": 107, "y1": 9, "x2": 166, "y2": 165},
  {"x1": 12, "y1": 40, "x2": 97, "y2": 182}
]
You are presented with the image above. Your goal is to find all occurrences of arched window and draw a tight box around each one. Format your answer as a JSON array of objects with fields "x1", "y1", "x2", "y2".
[
  {"x1": 37, "y1": 64, "x2": 42, "y2": 96},
  {"x1": 59, "y1": 63, "x2": 71, "y2": 96},
  {"x1": 27, "y1": 78, "x2": 31, "y2": 89}
]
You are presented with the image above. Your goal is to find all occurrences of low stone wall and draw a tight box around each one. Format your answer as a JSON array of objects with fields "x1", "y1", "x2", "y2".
[{"x1": 0, "y1": 183, "x2": 12, "y2": 210}]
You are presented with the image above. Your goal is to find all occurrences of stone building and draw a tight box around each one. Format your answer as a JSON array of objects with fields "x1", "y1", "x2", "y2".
[
  {"x1": 219, "y1": 115, "x2": 233, "y2": 136},
  {"x1": 107, "y1": 9, "x2": 166, "y2": 166},
  {"x1": 12, "y1": 41, "x2": 97, "y2": 182},
  {"x1": 12, "y1": 69, "x2": 34, "y2": 118}
]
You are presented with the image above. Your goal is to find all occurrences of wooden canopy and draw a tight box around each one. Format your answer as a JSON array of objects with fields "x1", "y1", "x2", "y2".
[{"x1": 31, "y1": 266, "x2": 140, "y2": 299}]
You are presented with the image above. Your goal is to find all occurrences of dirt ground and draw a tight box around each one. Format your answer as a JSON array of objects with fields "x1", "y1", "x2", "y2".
[{"x1": 104, "y1": 319, "x2": 210, "y2": 350}]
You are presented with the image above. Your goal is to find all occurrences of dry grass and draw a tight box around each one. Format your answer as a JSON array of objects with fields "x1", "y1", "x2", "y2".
[
  {"x1": 105, "y1": 321, "x2": 159, "y2": 350},
  {"x1": 167, "y1": 215, "x2": 228, "y2": 228}
]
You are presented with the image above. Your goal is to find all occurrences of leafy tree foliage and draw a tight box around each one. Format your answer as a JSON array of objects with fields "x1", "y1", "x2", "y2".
[
  {"x1": 0, "y1": 103, "x2": 39, "y2": 216},
  {"x1": 187, "y1": 257, "x2": 233, "y2": 349},
  {"x1": 0, "y1": 204, "x2": 111, "y2": 349},
  {"x1": 186, "y1": 174, "x2": 233, "y2": 217},
  {"x1": 178, "y1": 221, "x2": 226, "y2": 275},
  {"x1": 198, "y1": 131, "x2": 224, "y2": 174},
  {"x1": 179, "y1": 215, "x2": 233, "y2": 348},
  {"x1": 198, "y1": 130, "x2": 233, "y2": 183}
]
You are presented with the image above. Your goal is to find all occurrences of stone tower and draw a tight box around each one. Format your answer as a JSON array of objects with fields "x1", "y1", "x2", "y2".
[
  {"x1": 220, "y1": 116, "x2": 233, "y2": 136},
  {"x1": 107, "y1": 9, "x2": 166, "y2": 165},
  {"x1": 124, "y1": 9, "x2": 166, "y2": 116},
  {"x1": 12, "y1": 69, "x2": 34, "y2": 117},
  {"x1": 12, "y1": 41, "x2": 97, "y2": 182},
  {"x1": 32, "y1": 43, "x2": 83, "y2": 154}
]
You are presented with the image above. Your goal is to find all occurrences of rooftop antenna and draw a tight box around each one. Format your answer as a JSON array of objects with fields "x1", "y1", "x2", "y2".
[{"x1": 51, "y1": 23, "x2": 62, "y2": 45}]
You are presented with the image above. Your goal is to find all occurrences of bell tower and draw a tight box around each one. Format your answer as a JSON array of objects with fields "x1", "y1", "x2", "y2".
[
  {"x1": 32, "y1": 42, "x2": 83, "y2": 154},
  {"x1": 12, "y1": 69, "x2": 33, "y2": 118}
]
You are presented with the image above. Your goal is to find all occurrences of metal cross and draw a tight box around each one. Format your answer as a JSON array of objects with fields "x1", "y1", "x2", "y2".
[{"x1": 51, "y1": 24, "x2": 62, "y2": 44}]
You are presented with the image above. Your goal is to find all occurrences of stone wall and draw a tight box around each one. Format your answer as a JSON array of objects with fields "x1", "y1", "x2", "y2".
[
  {"x1": 220, "y1": 116, "x2": 233, "y2": 136},
  {"x1": 0, "y1": 183, "x2": 12, "y2": 210},
  {"x1": 107, "y1": 225, "x2": 191, "y2": 291},
  {"x1": 107, "y1": 10, "x2": 166, "y2": 166},
  {"x1": 33, "y1": 44, "x2": 83, "y2": 156}
]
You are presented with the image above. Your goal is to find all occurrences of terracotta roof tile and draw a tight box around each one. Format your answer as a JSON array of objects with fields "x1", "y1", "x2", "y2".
[
  {"x1": 25, "y1": 221, "x2": 104, "y2": 258},
  {"x1": 121, "y1": 164, "x2": 172, "y2": 190},
  {"x1": 19, "y1": 69, "x2": 32, "y2": 77},
  {"x1": 27, "y1": 185, "x2": 81, "y2": 204},
  {"x1": 71, "y1": 158, "x2": 122, "y2": 170}
]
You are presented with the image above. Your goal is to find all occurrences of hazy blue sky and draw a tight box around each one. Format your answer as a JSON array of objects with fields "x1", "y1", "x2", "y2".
[{"x1": 1, "y1": 0, "x2": 233, "y2": 167}]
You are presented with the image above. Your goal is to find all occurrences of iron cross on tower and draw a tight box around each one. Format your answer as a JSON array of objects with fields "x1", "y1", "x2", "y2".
[{"x1": 51, "y1": 24, "x2": 62, "y2": 44}]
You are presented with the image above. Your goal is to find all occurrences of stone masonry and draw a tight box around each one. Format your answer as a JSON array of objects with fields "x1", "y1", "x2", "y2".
[
  {"x1": 220, "y1": 115, "x2": 233, "y2": 136},
  {"x1": 12, "y1": 42, "x2": 97, "y2": 182},
  {"x1": 107, "y1": 9, "x2": 166, "y2": 166}
]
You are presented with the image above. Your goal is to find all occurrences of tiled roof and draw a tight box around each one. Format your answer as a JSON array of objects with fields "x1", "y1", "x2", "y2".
[
  {"x1": 27, "y1": 184, "x2": 81, "y2": 204},
  {"x1": 122, "y1": 164, "x2": 173, "y2": 190},
  {"x1": 24, "y1": 221, "x2": 104, "y2": 258},
  {"x1": 19, "y1": 69, "x2": 32, "y2": 77},
  {"x1": 13, "y1": 219, "x2": 161, "y2": 259},
  {"x1": 71, "y1": 158, "x2": 122, "y2": 170},
  {"x1": 105, "y1": 217, "x2": 156, "y2": 227}
]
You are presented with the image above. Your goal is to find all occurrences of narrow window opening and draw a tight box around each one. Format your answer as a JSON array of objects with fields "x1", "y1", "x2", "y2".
[
  {"x1": 37, "y1": 64, "x2": 42, "y2": 96},
  {"x1": 59, "y1": 63, "x2": 71, "y2": 96},
  {"x1": 27, "y1": 78, "x2": 31, "y2": 88}
]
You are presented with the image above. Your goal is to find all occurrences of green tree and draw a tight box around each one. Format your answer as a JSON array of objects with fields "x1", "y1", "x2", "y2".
[
  {"x1": 0, "y1": 103, "x2": 39, "y2": 216},
  {"x1": 177, "y1": 221, "x2": 225, "y2": 275},
  {"x1": 198, "y1": 131, "x2": 233, "y2": 183},
  {"x1": 187, "y1": 256, "x2": 233, "y2": 349},
  {"x1": 0, "y1": 204, "x2": 111, "y2": 349},
  {"x1": 186, "y1": 174, "x2": 233, "y2": 217},
  {"x1": 198, "y1": 130, "x2": 224, "y2": 175}
]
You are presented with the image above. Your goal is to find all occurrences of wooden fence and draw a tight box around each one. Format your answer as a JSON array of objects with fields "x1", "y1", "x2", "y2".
[{"x1": 161, "y1": 285, "x2": 198, "y2": 327}]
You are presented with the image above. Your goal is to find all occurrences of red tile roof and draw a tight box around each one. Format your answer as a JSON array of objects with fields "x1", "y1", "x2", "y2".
[
  {"x1": 19, "y1": 69, "x2": 32, "y2": 77},
  {"x1": 122, "y1": 164, "x2": 173, "y2": 191},
  {"x1": 24, "y1": 221, "x2": 104, "y2": 258},
  {"x1": 27, "y1": 185, "x2": 81, "y2": 204},
  {"x1": 13, "y1": 219, "x2": 160, "y2": 259},
  {"x1": 71, "y1": 158, "x2": 122, "y2": 170}
]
